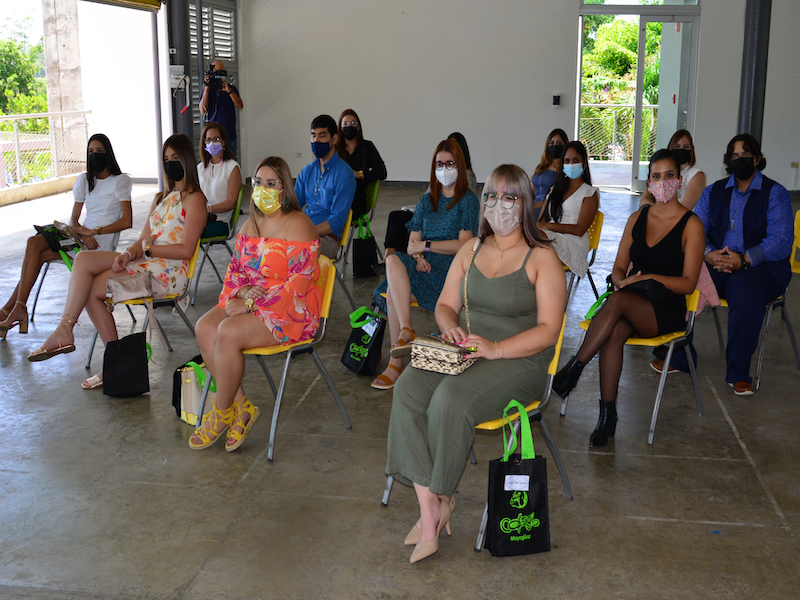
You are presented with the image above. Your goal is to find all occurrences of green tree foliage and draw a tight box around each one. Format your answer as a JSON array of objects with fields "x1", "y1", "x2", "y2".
[{"x1": 0, "y1": 17, "x2": 48, "y2": 119}]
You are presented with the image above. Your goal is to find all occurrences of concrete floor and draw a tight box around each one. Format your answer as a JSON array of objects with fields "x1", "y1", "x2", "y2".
[{"x1": 0, "y1": 184, "x2": 799, "y2": 600}]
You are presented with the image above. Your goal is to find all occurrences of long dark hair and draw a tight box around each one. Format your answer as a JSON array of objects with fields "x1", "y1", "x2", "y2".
[
  {"x1": 199, "y1": 122, "x2": 236, "y2": 166},
  {"x1": 447, "y1": 132, "x2": 473, "y2": 172},
  {"x1": 156, "y1": 133, "x2": 202, "y2": 204},
  {"x1": 336, "y1": 108, "x2": 365, "y2": 171},
  {"x1": 86, "y1": 133, "x2": 122, "y2": 192},
  {"x1": 724, "y1": 133, "x2": 766, "y2": 175},
  {"x1": 542, "y1": 140, "x2": 592, "y2": 224},
  {"x1": 428, "y1": 139, "x2": 469, "y2": 212},
  {"x1": 479, "y1": 164, "x2": 551, "y2": 249},
  {"x1": 533, "y1": 128, "x2": 569, "y2": 176}
]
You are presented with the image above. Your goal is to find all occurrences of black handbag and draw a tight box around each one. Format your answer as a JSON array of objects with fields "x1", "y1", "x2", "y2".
[
  {"x1": 624, "y1": 278, "x2": 672, "y2": 303},
  {"x1": 341, "y1": 307, "x2": 386, "y2": 376},
  {"x1": 485, "y1": 400, "x2": 551, "y2": 557},
  {"x1": 103, "y1": 332, "x2": 150, "y2": 397},
  {"x1": 352, "y1": 216, "x2": 379, "y2": 278}
]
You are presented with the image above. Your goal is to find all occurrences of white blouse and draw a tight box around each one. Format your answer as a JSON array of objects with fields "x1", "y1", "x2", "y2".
[
  {"x1": 678, "y1": 164, "x2": 704, "y2": 204},
  {"x1": 72, "y1": 172, "x2": 132, "y2": 250},
  {"x1": 197, "y1": 159, "x2": 240, "y2": 224}
]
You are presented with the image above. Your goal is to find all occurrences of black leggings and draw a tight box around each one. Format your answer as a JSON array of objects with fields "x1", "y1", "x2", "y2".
[{"x1": 575, "y1": 290, "x2": 659, "y2": 403}]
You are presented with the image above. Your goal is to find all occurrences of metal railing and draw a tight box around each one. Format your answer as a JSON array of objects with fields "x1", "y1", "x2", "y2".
[
  {"x1": 0, "y1": 110, "x2": 91, "y2": 189},
  {"x1": 579, "y1": 103, "x2": 658, "y2": 162}
]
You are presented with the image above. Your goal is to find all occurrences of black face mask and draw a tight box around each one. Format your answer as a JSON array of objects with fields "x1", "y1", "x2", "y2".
[
  {"x1": 674, "y1": 148, "x2": 691, "y2": 165},
  {"x1": 89, "y1": 152, "x2": 108, "y2": 173},
  {"x1": 342, "y1": 126, "x2": 358, "y2": 141},
  {"x1": 547, "y1": 145, "x2": 565, "y2": 159},
  {"x1": 731, "y1": 157, "x2": 756, "y2": 181},
  {"x1": 165, "y1": 160, "x2": 185, "y2": 182}
]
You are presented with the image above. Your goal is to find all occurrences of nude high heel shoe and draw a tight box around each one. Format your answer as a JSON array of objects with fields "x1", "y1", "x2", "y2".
[
  {"x1": 405, "y1": 497, "x2": 455, "y2": 546},
  {"x1": 0, "y1": 301, "x2": 29, "y2": 338},
  {"x1": 409, "y1": 496, "x2": 453, "y2": 563}
]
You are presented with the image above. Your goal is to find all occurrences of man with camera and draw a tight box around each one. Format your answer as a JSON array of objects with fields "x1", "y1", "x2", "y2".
[{"x1": 199, "y1": 60, "x2": 243, "y2": 156}]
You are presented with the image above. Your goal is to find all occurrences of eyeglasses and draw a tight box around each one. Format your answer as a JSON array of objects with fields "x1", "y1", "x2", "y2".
[
  {"x1": 482, "y1": 193, "x2": 519, "y2": 209},
  {"x1": 730, "y1": 152, "x2": 753, "y2": 161},
  {"x1": 434, "y1": 161, "x2": 457, "y2": 171},
  {"x1": 253, "y1": 178, "x2": 282, "y2": 188},
  {"x1": 342, "y1": 120, "x2": 357, "y2": 127},
  {"x1": 204, "y1": 136, "x2": 222, "y2": 144}
]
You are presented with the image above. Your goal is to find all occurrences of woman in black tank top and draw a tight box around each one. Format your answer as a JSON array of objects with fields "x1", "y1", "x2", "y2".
[{"x1": 552, "y1": 149, "x2": 705, "y2": 447}]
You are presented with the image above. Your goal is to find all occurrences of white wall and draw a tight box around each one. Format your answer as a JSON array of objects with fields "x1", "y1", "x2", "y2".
[
  {"x1": 238, "y1": 0, "x2": 580, "y2": 183},
  {"x1": 76, "y1": 1, "x2": 171, "y2": 181}
]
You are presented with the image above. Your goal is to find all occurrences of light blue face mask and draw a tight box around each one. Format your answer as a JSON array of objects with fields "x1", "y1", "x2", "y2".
[{"x1": 563, "y1": 163, "x2": 584, "y2": 180}]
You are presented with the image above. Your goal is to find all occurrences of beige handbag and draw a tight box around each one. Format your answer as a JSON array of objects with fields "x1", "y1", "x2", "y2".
[
  {"x1": 106, "y1": 272, "x2": 153, "y2": 303},
  {"x1": 177, "y1": 360, "x2": 214, "y2": 425},
  {"x1": 409, "y1": 240, "x2": 480, "y2": 375}
]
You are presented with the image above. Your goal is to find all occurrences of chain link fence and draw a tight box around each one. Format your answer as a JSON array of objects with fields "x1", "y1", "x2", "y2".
[
  {"x1": 0, "y1": 111, "x2": 90, "y2": 189},
  {"x1": 579, "y1": 104, "x2": 658, "y2": 162}
]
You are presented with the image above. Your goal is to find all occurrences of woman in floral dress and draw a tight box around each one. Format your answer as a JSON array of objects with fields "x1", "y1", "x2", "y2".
[
  {"x1": 28, "y1": 134, "x2": 207, "y2": 391},
  {"x1": 189, "y1": 156, "x2": 321, "y2": 452}
]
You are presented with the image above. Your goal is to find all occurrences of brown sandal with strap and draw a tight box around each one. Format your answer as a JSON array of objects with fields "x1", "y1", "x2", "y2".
[
  {"x1": 390, "y1": 326, "x2": 416, "y2": 359},
  {"x1": 371, "y1": 362, "x2": 404, "y2": 390}
]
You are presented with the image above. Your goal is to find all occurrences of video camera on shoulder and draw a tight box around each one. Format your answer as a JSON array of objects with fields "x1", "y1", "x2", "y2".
[{"x1": 206, "y1": 64, "x2": 228, "y2": 90}]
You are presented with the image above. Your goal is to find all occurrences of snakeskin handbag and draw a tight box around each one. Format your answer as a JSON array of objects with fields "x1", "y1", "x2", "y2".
[{"x1": 409, "y1": 240, "x2": 480, "y2": 375}]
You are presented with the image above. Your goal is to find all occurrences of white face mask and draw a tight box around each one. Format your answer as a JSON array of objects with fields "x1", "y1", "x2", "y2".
[
  {"x1": 484, "y1": 203, "x2": 522, "y2": 237},
  {"x1": 435, "y1": 167, "x2": 458, "y2": 187}
]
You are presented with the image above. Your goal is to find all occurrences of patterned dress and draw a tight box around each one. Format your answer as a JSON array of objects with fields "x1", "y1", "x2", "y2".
[
  {"x1": 216, "y1": 236, "x2": 322, "y2": 344},
  {"x1": 373, "y1": 190, "x2": 480, "y2": 312},
  {"x1": 125, "y1": 190, "x2": 190, "y2": 297}
]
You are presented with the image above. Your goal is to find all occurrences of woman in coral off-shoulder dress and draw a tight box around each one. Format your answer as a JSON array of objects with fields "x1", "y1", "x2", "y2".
[{"x1": 189, "y1": 156, "x2": 322, "y2": 452}]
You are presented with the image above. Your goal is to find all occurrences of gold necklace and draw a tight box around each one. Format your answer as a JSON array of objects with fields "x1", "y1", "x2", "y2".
[{"x1": 494, "y1": 235, "x2": 522, "y2": 259}]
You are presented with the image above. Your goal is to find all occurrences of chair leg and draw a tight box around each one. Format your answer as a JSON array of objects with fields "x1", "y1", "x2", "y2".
[
  {"x1": 648, "y1": 342, "x2": 675, "y2": 444},
  {"x1": 381, "y1": 475, "x2": 394, "y2": 507},
  {"x1": 195, "y1": 375, "x2": 213, "y2": 431},
  {"x1": 343, "y1": 226, "x2": 354, "y2": 270},
  {"x1": 85, "y1": 329, "x2": 99, "y2": 370},
  {"x1": 126, "y1": 305, "x2": 136, "y2": 324},
  {"x1": 254, "y1": 355, "x2": 278, "y2": 398},
  {"x1": 685, "y1": 344, "x2": 703, "y2": 416},
  {"x1": 469, "y1": 446, "x2": 477, "y2": 465},
  {"x1": 559, "y1": 391, "x2": 569, "y2": 417},
  {"x1": 782, "y1": 305, "x2": 800, "y2": 369},
  {"x1": 173, "y1": 303, "x2": 196, "y2": 335},
  {"x1": 586, "y1": 269, "x2": 599, "y2": 299},
  {"x1": 474, "y1": 501, "x2": 490, "y2": 552},
  {"x1": 535, "y1": 413, "x2": 574, "y2": 500},
  {"x1": 141, "y1": 312, "x2": 173, "y2": 352},
  {"x1": 373, "y1": 237, "x2": 384, "y2": 261},
  {"x1": 712, "y1": 307, "x2": 725, "y2": 351},
  {"x1": 207, "y1": 256, "x2": 223, "y2": 283},
  {"x1": 267, "y1": 352, "x2": 295, "y2": 462},
  {"x1": 754, "y1": 303, "x2": 775, "y2": 391},
  {"x1": 310, "y1": 348, "x2": 351, "y2": 429},
  {"x1": 335, "y1": 268, "x2": 357, "y2": 312},
  {"x1": 566, "y1": 272, "x2": 578, "y2": 301},
  {"x1": 29, "y1": 262, "x2": 50, "y2": 323}
]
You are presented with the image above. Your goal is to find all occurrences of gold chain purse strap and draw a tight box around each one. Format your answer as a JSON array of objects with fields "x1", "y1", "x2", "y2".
[{"x1": 463, "y1": 239, "x2": 480, "y2": 334}]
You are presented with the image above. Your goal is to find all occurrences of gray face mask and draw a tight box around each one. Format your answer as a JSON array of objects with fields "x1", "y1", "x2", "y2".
[{"x1": 484, "y1": 203, "x2": 522, "y2": 237}]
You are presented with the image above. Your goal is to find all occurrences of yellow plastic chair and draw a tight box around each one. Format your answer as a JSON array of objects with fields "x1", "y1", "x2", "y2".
[
  {"x1": 565, "y1": 210, "x2": 604, "y2": 301},
  {"x1": 380, "y1": 315, "x2": 573, "y2": 521},
  {"x1": 84, "y1": 241, "x2": 202, "y2": 369},
  {"x1": 711, "y1": 210, "x2": 800, "y2": 389},
  {"x1": 191, "y1": 189, "x2": 244, "y2": 305},
  {"x1": 565, "y1": 289, "x2": 703, "y2": 445},
  {"x1": 332, "y1": 210, "x2": 357, "y2": 311},
  {"x1": 222, "y1": 256, "x2": 352, "y2": 462}
]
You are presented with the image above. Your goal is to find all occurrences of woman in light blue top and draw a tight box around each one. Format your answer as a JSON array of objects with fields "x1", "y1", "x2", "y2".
[{"x1": 531, "y1": 128, "x2": 568, "y2": 218}]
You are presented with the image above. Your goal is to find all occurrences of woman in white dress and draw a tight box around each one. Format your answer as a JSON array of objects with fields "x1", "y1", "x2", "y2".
[
  {"x1": 197, "y1": 121, "x2": 242, "y2": 238},
  {"x1": 640, "y1": 129, "x2": 706, "y2": 210},
  {"x1": 538, "y1": 141, "x2": 599, "y2": 278},
  {"x1": 0, "y1": 133, "x2": 132, "y2": 339}
]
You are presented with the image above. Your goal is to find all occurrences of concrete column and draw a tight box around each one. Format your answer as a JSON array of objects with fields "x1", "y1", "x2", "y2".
[
  {"x1": 167, "y1": 0, "x2": 194, "y2": 139},
  {"x1": 737, "y1": 0, "x2": 772, "y2": 140},
  {"x1": 41, "y1": 0, "x2": 86, "y2": 176}
]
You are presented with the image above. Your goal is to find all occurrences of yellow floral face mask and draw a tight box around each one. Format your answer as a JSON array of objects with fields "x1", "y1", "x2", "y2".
[{"x1": 252, "y1": 186, "x2": 282, "y2": 215}]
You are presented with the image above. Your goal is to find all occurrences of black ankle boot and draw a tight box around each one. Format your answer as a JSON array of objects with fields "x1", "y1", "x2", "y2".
[
  {"x1": 589, "y1": 400, "x2": 617, "y2": 447},
  {"x1": 552, "y1": 356, "x2": 585, "y2": 398}
]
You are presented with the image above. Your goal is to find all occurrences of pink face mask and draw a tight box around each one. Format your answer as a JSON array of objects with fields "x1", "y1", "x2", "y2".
[{"x1": 649, "y1": 178, "x2": 681, "y2": 204}]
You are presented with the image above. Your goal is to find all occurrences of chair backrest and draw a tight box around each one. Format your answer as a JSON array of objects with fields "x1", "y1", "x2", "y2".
[
  {"x1": 317, "y1": 255, "x2": 336, "y2": 321},
  {"x1": 683, "y1": 289, "x2": 701, "y2": 335},
  {"x1": 548, "y1": 314, "x2": 568, "y2": 377},
  {"x1": 587, "y1": 210, "x2": 604, "y2": 252},
  {"x1": 364, "y1": 181, "x2": 380, "y2": 214},
  {"x1": 227, "y1": 188, "x2": 245, "y2": 241},
  {"x1": 791, "y1": 209, "x2": 800, "y2": 275},
  {"x1": 185, "y1": 241, "x2": 202, "y2": 281},
  {"x1": 335, "y1": 210, "x2": 354, "y2": 263}
]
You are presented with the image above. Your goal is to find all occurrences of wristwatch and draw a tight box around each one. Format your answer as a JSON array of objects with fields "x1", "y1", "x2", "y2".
[
  {"x1": 244, "y1": 298, "x2": 255, "y2": 313},
  {"x1": 144, "y1": 243, "x2": 152, "y2": 258},
  {"x1": 425, "y1": 240, "x2": 431, "y2": 252},
  {"x1": 739, "y1": 252, "x2": 750, "y2": 271}
]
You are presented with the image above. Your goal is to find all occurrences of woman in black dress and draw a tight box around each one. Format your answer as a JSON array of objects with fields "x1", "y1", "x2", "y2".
[
  {"x1": 552, "y1": 149, "x2": 705, "y2": 446},
  {"x1": 336, "y1": 108, "x2": 387, "y2": 219}
]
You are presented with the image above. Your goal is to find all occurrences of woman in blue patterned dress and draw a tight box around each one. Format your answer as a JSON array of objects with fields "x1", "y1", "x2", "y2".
[{"x1": 371, "y1": 139, "x2": 479, "y2": 390}]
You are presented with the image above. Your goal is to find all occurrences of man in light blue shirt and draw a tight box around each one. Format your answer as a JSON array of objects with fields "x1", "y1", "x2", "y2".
[{"x1": 295, "y1": 115, "x2": 356, "y2": 258}]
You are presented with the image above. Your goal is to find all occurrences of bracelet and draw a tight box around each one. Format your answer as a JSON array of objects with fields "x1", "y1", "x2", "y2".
[
  {"x1": 494, "y1": 341, "x2": 504, "y2": 359},
  {"x1": 123, "y1": 250, "x2": 133, "y2": 260},
  {"x1": 96, "y1": 226, "x2": 102, "y2": 235}
]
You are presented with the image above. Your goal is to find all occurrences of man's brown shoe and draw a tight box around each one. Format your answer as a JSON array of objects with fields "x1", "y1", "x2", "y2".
[{"x1": 729, "y1": 381, "x2": 754, "y2": 396}]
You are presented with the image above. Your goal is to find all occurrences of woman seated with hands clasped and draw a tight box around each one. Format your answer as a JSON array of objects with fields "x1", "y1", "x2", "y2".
[
  {"x1": 538, "y1": 140, "x2": 599, "y2": 279},
  {"x1": 552, "y1": 149, "x2": 704, "y2": 447},
  {"x1": 386, "y1": 164, "x2": 566, "y2": 563},
  {"x1": 27, "y1": 134, "x2": 206, "y2": 391},
  {"x1": 189, "y1": 157, "x2": 321, "y2": 451}
]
